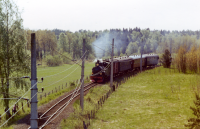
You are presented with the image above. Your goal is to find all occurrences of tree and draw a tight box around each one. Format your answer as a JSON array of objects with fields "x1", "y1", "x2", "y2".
[
  {"x1": 185, "y1": 93, "x2": 200, "y2": 128},
  {"x1": 59, "y1": 32, "x2": 67, "y2": 52},
  {"x1": 125, "y1": 42, "x2": 138, "y2": 55},
  {"x1": 0, "y1": 0, "x2": 30, "y2": 119},
  {"x1": 161, "y1": 49, "x2": 172, "y2": 68},
  {"x1": 66, "y1": 32, "x2": 73, "y2": 54}
]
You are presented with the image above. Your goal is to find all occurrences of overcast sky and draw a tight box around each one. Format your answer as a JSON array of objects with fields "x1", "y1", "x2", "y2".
[{"x1": 16, "y1": 0, "x2": 200, "y2": 32}]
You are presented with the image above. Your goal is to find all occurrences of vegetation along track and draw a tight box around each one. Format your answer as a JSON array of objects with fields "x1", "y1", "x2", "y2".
[{"x1": 27, "y1": 82, "x2": 98, "y2": 129}]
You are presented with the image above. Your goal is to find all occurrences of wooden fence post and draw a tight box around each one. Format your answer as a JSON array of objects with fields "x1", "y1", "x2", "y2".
[
  {"x1": 83, "y1": 121, "x2": 87, "y2": 129},
  {"x1": 21, "y1": 102, "x2": 24, "y2": 111},
  {"x1": 113, "y1": 85, "x2": 115, "y2": 91},
  {"x1": 16, "y1": 102, "x2": 19, "y2": 110},
  {"x1": 27, "y1": 100, "x2": 29, "y2": 107}
]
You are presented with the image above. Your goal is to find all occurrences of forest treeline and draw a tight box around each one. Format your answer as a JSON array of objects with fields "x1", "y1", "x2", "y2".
[{"x1": 25, "y1": 28, "x2": 200, "y2": 62}]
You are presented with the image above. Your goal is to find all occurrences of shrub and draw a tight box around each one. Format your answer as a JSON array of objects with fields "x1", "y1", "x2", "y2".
[
  {"x1": 186, "y1": 45, "x2": 198, "y2": 73},
  {"x1": 174, "y1": 45, "x2": 200, "y2": 73},
  {"x1": 69, "y1": 81, "x2": 75, "y2": 87},
  {"x1": 175, "y1": 46, "x2": 187, "y2": 73},
  {"x1": 46, "y1": 55, "x2": 62, "y2": 66}
]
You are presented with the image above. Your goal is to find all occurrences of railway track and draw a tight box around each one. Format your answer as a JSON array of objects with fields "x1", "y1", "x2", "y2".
[{"x1": 28, "y1": 82, "x2": 98, "y2": 129}]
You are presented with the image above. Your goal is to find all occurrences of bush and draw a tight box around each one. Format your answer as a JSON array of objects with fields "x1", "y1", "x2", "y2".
[
  {"x1": 186, "y1": 45, "x2": 198, "y2": 73},
  {"x1": 175, "y1": 46, "x2": 187, "y2": 73},
  {"x1": 174, "y1": 45, "x2": 200, "y2": 73},
  {"x1": 46, "y1": 55, "x2": 62, "y2": 66}
]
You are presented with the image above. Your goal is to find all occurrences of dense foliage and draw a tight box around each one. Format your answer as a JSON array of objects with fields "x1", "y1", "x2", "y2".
[
  {"x1": 24, "y1": 28, "x2": 200, "y2": 63},
  {"x1": 0, "y1": 0, "x2": 30, "y2": 118}
]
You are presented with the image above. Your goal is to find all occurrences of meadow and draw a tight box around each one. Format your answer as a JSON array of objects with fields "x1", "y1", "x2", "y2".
[
  {"x1": 86, "y1": 67, "x2": 199, "y2": 129},
  {"x1": 0, "y1": 61, "x2": 95, "y2": 127}
]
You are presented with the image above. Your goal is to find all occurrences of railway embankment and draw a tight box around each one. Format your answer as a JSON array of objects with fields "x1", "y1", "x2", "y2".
[{"x1": 73, "y1": 66, "x2": 198, "y2": 129}]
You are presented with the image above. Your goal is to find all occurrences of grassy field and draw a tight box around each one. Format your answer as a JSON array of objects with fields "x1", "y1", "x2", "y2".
[
  {"x1": 87, "y1": 67, "x2": 199, "y2": 129},
  {"x1": 0, "y1": 61, "x2": 95, "y2": 128}
]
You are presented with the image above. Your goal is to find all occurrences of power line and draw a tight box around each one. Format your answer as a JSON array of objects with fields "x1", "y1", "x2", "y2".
[
  {"x1": 0, "y1": 92, "x2": 28, "y2": 100},
  {"x1": 40, "y1": 76, "x2": 84, "y2": 128},
  {"x1": 92, "y1": 44, "x2": 107, "y2": 52},
  {"x1": 1, "y1": 82, "x2": 37, "y2": 118},
  {"x1": 91, "y1": 63, "x2": 111, "y2": 76},
  {"x1": 51, "y1": 47, "x2": 84, "y2": 67},
  {"x1": 39, "y1": 51, "x2": 87, "y2": 78},
  {"x1": 0, "y1": 91, "x2": 38, "y2": 128},
  {"x1": 42, "y1": 57, "x2": 84, "y2": 88},
  {"x1": 1, "y1": 45, "x2": 87, "y2": 118}
]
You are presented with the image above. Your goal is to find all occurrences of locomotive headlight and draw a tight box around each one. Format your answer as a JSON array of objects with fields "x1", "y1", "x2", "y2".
[{"x1": 100, "y1": 72, "x2": 102, "y2": 75}]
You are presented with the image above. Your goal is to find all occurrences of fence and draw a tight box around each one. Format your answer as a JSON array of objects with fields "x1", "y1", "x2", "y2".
[{"x1": 83, "y1": 76, "x2": 130, "y2": 129}]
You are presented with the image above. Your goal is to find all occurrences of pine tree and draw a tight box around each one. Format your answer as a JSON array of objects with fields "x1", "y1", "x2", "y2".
[
  {"x1": 161, "y1": 49, "x2": 172, "y2": 68},
  {"x1": 185, "y1": 93, "x2": 200, "y2": 128}
]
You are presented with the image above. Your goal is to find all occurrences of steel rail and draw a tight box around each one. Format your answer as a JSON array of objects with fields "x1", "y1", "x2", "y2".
[
  {"x1": 39, "y1": 83, "x2": 97, "y2": 129},
  {"x1": 39, "y1": 82, "x2": 94, "y2": 119},
  {"x1": 27, "y1": 82, "x2": 97, "y2": 129}
]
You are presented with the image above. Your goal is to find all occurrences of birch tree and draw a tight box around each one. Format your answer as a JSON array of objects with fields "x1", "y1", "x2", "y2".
[{"x1": 0, "y1": 0, "x2": 30, "y2": 119}]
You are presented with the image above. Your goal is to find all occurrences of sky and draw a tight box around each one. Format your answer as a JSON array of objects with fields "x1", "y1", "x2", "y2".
[{"x1": 16, "y1": 0, "x2": 200, "y2": 32}]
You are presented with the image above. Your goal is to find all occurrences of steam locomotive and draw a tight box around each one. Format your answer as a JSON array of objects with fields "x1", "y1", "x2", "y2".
[{"x1": 90, "y1": 54, "x2": 159, "y2": 83}]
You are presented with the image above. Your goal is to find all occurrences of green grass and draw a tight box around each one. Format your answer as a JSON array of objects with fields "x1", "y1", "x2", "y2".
[
  {"x1": 0, "y1": 62, "x2": 95, "y2": 128},
  {"x1": 88, "y1": 67, "x2": 199, "y2": 129}
]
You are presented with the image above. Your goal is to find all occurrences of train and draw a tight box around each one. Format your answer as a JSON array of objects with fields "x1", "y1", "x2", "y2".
[{"x1": 90, "y1": 54, "x2": 159, "y2": 83}]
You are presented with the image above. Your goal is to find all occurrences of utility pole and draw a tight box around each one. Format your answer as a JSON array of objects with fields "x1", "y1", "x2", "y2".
[
  {"x1": 30, "y1": 33, "x2": 38, "y2": 129},
  {"x1": 80, "y1": 39, "x2": 85, "y2": 110},
  {"x1": 110, "y1": 39, "x2": 114, "y2": 87},
  {"x1": 140, "y1": 39, "x2": 143, "y2": 72}
]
